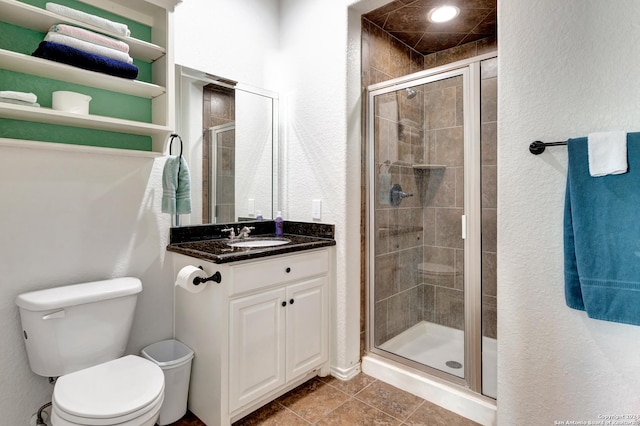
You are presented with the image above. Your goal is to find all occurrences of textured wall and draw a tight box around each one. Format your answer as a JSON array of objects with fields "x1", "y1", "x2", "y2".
[
  {"x1": 279, "y1": 0, "x2": 362, "y2": 376},
  {"x1": 0, "y1": 147, "x2": 174, "y2": 424},
  {"x1": 499, "y1": 0, "x2": 640, "y2": 423},
  {"x1": 173, "y1": 0, "x2": 280, "y2": 92}
]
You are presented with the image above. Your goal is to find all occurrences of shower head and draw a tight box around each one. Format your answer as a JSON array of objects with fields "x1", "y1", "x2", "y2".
[{"x1": 405, "y1": 87, "x2": 417, "y2": 99}]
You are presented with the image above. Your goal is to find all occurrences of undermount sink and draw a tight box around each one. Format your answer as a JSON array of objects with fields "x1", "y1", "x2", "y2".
[{"x1": 227, "y1": 238, "x2": 291, "y2": 248}]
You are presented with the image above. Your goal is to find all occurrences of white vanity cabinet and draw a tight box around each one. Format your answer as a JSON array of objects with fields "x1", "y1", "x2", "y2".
[{"x1": 173, "y1": 247, "x2": 332, "y2": 425}]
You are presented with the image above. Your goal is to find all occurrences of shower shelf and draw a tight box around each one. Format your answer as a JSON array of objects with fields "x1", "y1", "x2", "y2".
[{"x1": 412, "y1": 164, "x2": 446, "y2": 170}]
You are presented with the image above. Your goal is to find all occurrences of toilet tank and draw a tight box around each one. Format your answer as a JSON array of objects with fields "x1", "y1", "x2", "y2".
[{"x1": 15, "y1": 277, "x2": 142, "y2": 377}]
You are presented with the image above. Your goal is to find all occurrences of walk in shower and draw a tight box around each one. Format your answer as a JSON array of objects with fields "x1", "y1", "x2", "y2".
[{"x1": 366, "y1": 54, "x2": 497, "y2": 403}]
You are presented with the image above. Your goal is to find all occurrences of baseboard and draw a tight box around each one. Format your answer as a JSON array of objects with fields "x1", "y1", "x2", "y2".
[{"x1": 329, "y1": 362, "x2": 361, "y2": 381}]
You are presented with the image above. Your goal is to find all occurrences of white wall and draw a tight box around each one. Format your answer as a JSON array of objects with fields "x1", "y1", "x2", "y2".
[
  {"x1": 176, "y1": 0, "x2": 365, "y2": 376},
  {"x1": 278, "y1": 0, "x2": 363, "y2": 377},
  {"x1": 173, "y1": 0, "x2": 280, "y2": 91},
  {"x1": 499, "y1": 1, "x2": 640, "y2": 423},
  {"x1": 0, "y1": 146, "x2": 174, "y2": 424}
]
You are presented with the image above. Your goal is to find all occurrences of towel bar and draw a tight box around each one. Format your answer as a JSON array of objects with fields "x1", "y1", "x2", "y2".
[{"x1": 529, "y1": 140, "x2": 567, "y2": 155}]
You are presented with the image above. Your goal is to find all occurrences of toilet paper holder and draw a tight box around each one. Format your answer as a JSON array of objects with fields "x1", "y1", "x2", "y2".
[{"x1": 194, "y1": 266, "x2": 222, "y2": 285}]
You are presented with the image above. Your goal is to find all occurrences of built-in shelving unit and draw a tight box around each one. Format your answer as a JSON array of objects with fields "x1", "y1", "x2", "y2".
[{"x1": 0, "y1": 0, "x2": 178, "y2": 153}]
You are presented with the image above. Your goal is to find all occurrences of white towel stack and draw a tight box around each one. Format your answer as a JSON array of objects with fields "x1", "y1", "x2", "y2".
[
  {"x1": 0, "y1": 91, "x2": 40, "y2": 107},
  {"x1": 44, "y1": 31, "x2": 133, "y2": 63},
  {"x1": 587, "y1": 131, "x2": 628, "y2": 177},
  {"x1": 43, "y1": 3, "x2": 133, "y2": 63},
  {"x1": 45, "y1": 3, "x2": 131, "y2": 37}
]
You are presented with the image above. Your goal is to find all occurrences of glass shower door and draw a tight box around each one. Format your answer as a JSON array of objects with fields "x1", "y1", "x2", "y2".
[{"x1": 368, "y1": 66, "x2": 482, "y2": 389}]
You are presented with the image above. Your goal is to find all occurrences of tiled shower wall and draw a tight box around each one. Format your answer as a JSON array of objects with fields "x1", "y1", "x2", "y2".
[
  {"x1": 361, "y1": 18, "x2": 498, "y2": 352},
  {"x1": 203, "y1": 84, "x2": 235, "y2": 223},
  {"x1": 480, "y1": 58, "x2": 497, "y2": 340}
]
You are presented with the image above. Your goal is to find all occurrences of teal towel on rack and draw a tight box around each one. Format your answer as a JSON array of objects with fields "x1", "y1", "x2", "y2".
[
  {"x1": 564, "y1": 132, "x2": 640, "y2": 326},
  {"x1": 162, "y1": 155, "x2": 191, "y2": 215}
]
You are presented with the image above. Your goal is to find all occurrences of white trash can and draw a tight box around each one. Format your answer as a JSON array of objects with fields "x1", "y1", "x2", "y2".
[{"x1": 141, "y1": 339, "x2": 194, "y2": 425}]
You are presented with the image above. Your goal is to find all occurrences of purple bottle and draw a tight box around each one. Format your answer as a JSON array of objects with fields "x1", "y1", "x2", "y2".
[{"x1": 275, "y1": 211, "x2": 283, "y2": 237}]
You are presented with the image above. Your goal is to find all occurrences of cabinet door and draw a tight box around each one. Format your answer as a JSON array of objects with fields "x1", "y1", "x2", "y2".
[
  {"x1": 229, "y1": 287, "x2": 286, "y2": 412},
  {"x1": 286, "y1": 276, "x2": 328, "y2": 380}
]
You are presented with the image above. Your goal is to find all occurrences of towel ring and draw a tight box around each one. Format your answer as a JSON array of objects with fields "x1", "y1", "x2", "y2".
[{"x1": 169, "y1": 133, "x2": 183, "y2": 157}]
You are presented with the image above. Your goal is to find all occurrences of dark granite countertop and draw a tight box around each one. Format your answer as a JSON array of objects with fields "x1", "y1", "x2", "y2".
[{"x1": 166, "y1": 221, "x2": 335, "y2": 264}]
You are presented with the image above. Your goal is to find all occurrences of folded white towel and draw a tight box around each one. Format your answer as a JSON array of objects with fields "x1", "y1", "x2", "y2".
[
  {"x1": 46, "y1": 3, "x2": 131, "y2": 37},
  {"x1": 0, "y1": 98, "x2": 40, "y2": 108},
  {"x1": 50, "y1": 24, "x2": 130, "y2": 53},
  {"x1": 588, "y1": 131, "x2": 628, "y2": 177},
  {"x1": 0, "y1": 91, "x2": 37, "y2": 103},
  {"x1": 45, "y1": 32, "x2": 133, "y2": 63}
]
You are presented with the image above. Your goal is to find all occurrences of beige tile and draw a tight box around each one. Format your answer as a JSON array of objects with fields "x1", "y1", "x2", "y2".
[
  {"x1": 232, "y1": 402, "x2": 309, "y2": 426},
  {"x1": 480, "y1": 78, "x2": 497, "y2": 123},
  {"x1": 482, "y1": 296, "x2": 497, "y2": 339},
  {"x1": 317, "y1": 398, "x2": 400, "y2": 426},
  {"x1": 374, "y1": 299, "x2": 389, "y2": 345},
  {"x1": 481, "y1": 208, "x2": 497, "y2": 252},
  {"x1": 355, "y1": 380, "x2": 424, "y2": 421},
  {"x1": 319, "y1": 373, "x2": 377, "y2": 396},
  {"x1": 482, "y1": 251, "x2": 497, "y2": 297},
  {"x1": 404, "y1": 400, "x2": 481, "y2": 426},
  {"x1": 424, "y1": 87, "x2": 457, "y2": 130},
  {"x1": 435, "y1": 208, "x2": 464, "y2": 250},
  {"x1": 434, "y1": 287, "x2": 465, "y2": 330},
  {"x1": 277, "y1": 378, "x2": 350, "y2": 424}
]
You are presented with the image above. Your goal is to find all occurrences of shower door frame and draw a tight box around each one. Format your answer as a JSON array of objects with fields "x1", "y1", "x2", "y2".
[{"x1": 365, "y1": 53, "x2": 495, "y2": 395}]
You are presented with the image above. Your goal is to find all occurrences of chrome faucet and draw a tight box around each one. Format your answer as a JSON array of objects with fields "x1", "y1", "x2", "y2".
[
  {"x1": 222, "y1": 226, "x2": 255, "y2": 241},
  {"x1": 237, "y1": 226, "x2": 255, "y2": 239},
  {"x1": 221, "y1": 227, "x2": 236, "y2": 240}
]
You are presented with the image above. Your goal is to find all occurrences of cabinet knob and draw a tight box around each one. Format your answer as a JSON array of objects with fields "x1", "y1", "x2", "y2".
[
  {"x1": 281, "y1": 301, "x2": 287, "y2": 307},
  {"x1": 289, "y1": 299, "x2": 294, "y2": 304},
  {"x1": 285, "y1": 267, "x2": 291, "y2": 273}
]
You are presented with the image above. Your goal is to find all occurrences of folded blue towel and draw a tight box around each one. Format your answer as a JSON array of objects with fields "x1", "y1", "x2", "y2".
[
  {"x1": 564, "y1": 132, "x2": 640, "y2": 326},
  {"x1": 162, "y1": 156, "x2": 191, "y2": 215},
  {"x1": 32, "y1": 41, "x2": 138, "y2": 80}
]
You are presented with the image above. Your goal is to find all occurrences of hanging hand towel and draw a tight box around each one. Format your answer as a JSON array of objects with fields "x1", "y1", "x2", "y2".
[
  {"x1": 587, "y1": 130, "x2": 627, "y2": 176},
  {"x1": 564, "y1": 133, "x2": 640, "y2": 326},
  {"x1": 162, "y1": 156, "x2": 191, "y2": 215}
]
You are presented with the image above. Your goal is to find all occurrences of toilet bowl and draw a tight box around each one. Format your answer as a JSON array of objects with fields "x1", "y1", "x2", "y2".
[{"x1": 50, "y1": 355, "x2": 164, "y2": 426}]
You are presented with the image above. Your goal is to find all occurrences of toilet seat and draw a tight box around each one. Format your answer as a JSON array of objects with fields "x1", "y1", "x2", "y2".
[{"x1": 51, "y1": 355, "x2": 164, "y2": 426}]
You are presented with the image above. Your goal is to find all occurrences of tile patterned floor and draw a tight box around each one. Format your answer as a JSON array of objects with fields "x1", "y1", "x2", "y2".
[{"x1": 167, "y1": 373, "x2": 481, "y2": 426}]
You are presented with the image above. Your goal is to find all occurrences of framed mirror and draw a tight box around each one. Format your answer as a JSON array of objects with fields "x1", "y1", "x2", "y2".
[{"x1": 175, "y1": 65, "x2": 279, "y2": 225}]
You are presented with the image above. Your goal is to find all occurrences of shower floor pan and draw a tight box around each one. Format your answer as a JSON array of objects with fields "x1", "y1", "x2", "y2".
[{"x1": 378, "y1": 321, "x2": 497, "y2": 399}]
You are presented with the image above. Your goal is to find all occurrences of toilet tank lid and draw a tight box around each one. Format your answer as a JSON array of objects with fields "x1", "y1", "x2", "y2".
[{"x1": 16, "y1": 277, "x2": 142, "y2": 312}]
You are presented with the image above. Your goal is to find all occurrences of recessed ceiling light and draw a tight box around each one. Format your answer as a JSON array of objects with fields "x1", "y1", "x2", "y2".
[{"x1": 427, "y1": 5, "x2": 460, "y2": 23}]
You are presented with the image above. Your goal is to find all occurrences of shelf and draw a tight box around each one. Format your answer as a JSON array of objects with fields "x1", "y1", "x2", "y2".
[
  {"x1": 1, "y1": 49, "x2": 166, "y2": 99},
  {"x1": 412, "y1": 164, "x2": 447, "y2": 170},
  {"x1": 0, "y1": 0, "x2": 174, "y2": 153},
  {"x1": 0, "y1": 102, "x2": 171, "y2": 139},
  {"x1": 0, "y1": 0, "x2": 166, "y2": 62},
  {"x1": 0, "y1": 137, "x2": 162, "y2": 158}
]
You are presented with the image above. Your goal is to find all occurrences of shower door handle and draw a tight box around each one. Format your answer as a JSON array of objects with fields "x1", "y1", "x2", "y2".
[{"x1": 461, "y1": 215, "x2": 467, "y2": 240}]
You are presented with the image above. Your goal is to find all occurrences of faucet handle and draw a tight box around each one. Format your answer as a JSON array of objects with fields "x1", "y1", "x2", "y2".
[
  {"x1": 221, "y1": 227, "x2": 236, "y2": 239},
  {"x1": 238, "y1": 226, "x2": 255, "y2": 238}
]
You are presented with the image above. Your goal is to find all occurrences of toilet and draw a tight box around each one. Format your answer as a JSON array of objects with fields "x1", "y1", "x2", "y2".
[{"x1": 16, "y1": 277, "x2": 165, "y2": 426}]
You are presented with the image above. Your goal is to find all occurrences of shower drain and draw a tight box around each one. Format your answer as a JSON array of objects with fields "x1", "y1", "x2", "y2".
[{"x1": 446, "y1": 360, "x2": 463, "y2": 369}]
